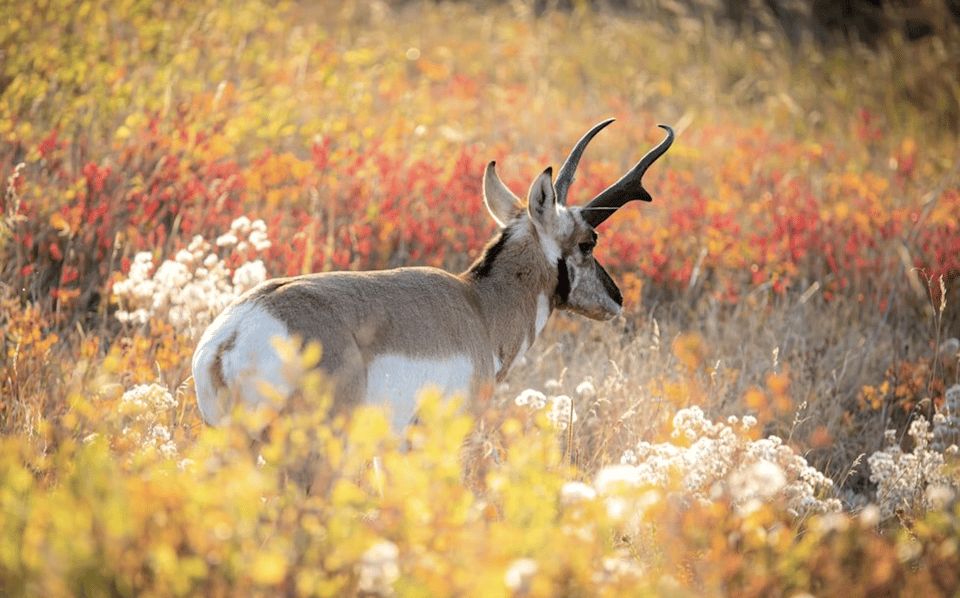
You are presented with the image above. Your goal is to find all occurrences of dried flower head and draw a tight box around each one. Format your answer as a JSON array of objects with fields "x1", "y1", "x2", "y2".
[
  {"x1": 869, "y1": 414, "x2": 958, "y2": 519},
  {"x1": 504, "y1": 558, "x2": 538, "y2": 593},
  {"x1": 600, "y1": 407, "x2": 841, "y2": 518},
  {"x1": 356, "y1": 540, "x2": 400, "y2": 597},
  {"x1": 112, "y1": 220, "x2": 271, "y2": 338}
]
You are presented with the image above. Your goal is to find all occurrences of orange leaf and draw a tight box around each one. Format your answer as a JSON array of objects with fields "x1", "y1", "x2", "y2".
[
  {"x1": 744, "y1": 387, "x2": 767, "y2": 410},
  {"x1": 49, "y1": 212, "x2": 71, "y2": 234}
]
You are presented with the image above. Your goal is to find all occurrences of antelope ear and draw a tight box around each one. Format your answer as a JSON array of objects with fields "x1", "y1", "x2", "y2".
[
  {"x1": 483, "y1": 161, "x2": 522, "y2": 228},
  {"x1": 527, "y1": 167, "x2": 558, "y2": 230}
]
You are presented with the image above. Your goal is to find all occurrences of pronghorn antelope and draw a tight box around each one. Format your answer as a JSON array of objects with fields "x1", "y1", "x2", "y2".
[{"x1": 192, "y1": 119, "x2": 673, "y2": 432}]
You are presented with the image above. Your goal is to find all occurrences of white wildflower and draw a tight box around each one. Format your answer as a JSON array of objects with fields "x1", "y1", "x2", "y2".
[
  {"x1": 869, "y1": 415, "x2": 957, "y2": 519},
  {"x1": 594, "y1": 464, "x2": 661, "y2": 535},
  {"x1": 515, "y1": 389, "x2": 547, "y2": 409},
  {"x1": 858, "y1": 503, "x2": 881, "y2": 527},
  {"x1": 609, "y1": 407, "x2": 840, "y2": 518},
  {"x1": 157, "y1": 440, "x2": 179, "y2": 460},
  {"x1": 560, "y1": 481, "x2": 597, "y2": 507},
  {"x1": 129, "y1": 251, "x2": 155, "y2": 277},
  {"x1": 187, "y1": 234, "x2": 206, "y2": 253},
  {"x1": 174, "y1": 248, "x2": 194, "y2": 264},
  {"x1": 112, "y1": 217, "x2": 271, "y2": 338},
  {"x1": 249, "y1": 228, "x2": 271, "y2": 251},
  {"x1": 813, "y1": 512, "x2": 849, "y2": 534},
  {"x1": 215, "y1": 232, "x2": 239, "y2": 247},
  {"x1": 926, "y1": 484, "x2": 956, "y2": 511},
  {"x1": 232, "y1": 260, "x2": 267, "y2": 292},
  {"x1": 544, "y1": 378, "x2": 563, "y2": 393},
  {"x1": 150, "y1": 424, "x2": 172, "y2": 443},
  {"x1": 504, "y1": 558, "x2": 537, "y2": 593},
  {"x1": 118, "y1": 383, "x2": 181, "y2": 461},
  {"x1": 728, "y1": 459, "x2": 786, "y2": 514},
  {"x1": 594, "y1": 464, "x2": 642, "y2": 497},
  {"x1": 356, "y1": 540, "x2": 399, "y2": 597},
  {"x1": 121, "y1": 383, "x2": 177, "y2": 417},
  {"x1": 231, "y1": 215, "x2": 252, "y2": 235},
  {"x1": 546, "y1": 394, "x2": 577, "y2": 430},
  {"x1": 576, "y1": 379, "x2": 597, "y2": 399},
  {"x1": 593, "y1": 554, "x2": 642, "y2": 586}
]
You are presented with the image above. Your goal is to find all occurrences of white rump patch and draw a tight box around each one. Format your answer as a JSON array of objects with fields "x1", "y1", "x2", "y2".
[
  {"x1": 364, "y1": 354, "x2": 474, "y2": 433},
  {"x1": 192, "y1": 302, "x2": 293, "y2": 425}
]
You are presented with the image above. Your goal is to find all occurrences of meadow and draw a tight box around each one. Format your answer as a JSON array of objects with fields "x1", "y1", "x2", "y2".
[{"x1": 1, "y1": 0, "x2": 960, "y2": 596}]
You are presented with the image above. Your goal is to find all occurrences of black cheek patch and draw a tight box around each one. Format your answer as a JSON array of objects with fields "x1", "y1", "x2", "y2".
[
  {"x1": 596, "y1": 261, "x2": 622, "y2": 306},
  {"x1": 555, "y1": 258, "x2": 571, "y2": 305}
]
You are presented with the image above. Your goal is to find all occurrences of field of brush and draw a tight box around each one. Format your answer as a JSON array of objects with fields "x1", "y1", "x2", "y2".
[{"x1": 2, "y1": 0, "x2": 960, "y2": 596}]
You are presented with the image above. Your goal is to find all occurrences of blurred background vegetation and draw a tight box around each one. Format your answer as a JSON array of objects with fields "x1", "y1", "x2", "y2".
[
  {"x1": 2, "y1": 0, "x2": 960, "y2": 595},
  {"x1": 529, "y1": 0, "x2": 960, "y2": 45}
]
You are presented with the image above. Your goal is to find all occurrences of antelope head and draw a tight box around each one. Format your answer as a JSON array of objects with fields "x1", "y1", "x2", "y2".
[{"x1": 482, "y1": 119, "x2": 674, "y2": 320}]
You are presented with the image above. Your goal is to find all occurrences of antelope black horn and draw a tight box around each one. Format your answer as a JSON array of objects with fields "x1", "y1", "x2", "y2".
[
  {"x1": 554, "y1": 118, "x2": 615, "y2": 206},
  {"x1": 581, "y1": 124, "x2": 674, "y2": 229}
]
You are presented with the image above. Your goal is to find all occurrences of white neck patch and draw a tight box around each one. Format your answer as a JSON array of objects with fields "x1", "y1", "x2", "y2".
[{"x1": 534, "y1": 292, "x2": 550, "y2": 338}]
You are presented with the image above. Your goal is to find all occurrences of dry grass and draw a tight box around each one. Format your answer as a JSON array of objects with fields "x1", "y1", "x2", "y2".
[{"x1": 487, "y1": 285, "x2": 948, "y2": 498}]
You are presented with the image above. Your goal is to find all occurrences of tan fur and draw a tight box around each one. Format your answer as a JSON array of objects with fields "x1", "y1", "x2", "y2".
[
  {"x1": 234, "y1": 222, "x2": 555, "y2": 411},
  {"x1": 210, "y1": 329, "x2": 237, "y2": 392}
]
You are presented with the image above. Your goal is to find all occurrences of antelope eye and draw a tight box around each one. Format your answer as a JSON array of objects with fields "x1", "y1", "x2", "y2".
[{"x1": 578, "y1": 242, "x2": 595, "y2": 255}]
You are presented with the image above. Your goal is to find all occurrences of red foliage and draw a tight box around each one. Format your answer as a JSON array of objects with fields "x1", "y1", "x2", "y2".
[{"x1": 3, "y1": 106, "x2": 958, "y2": 334}]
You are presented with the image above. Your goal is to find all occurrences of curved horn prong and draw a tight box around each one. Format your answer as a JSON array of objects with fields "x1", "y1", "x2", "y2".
[
  {"x1": 554, "y1": 118, "x2": 615, "y2": 206},
  {"x1": 580, "y1": 124, "x2": 674, "y2": 228}
]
